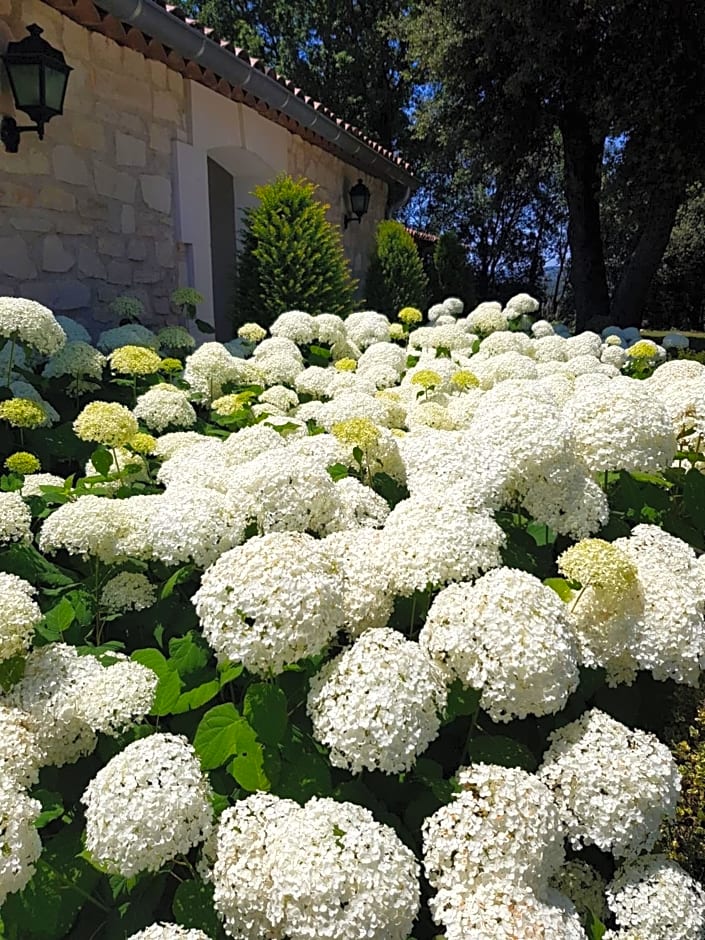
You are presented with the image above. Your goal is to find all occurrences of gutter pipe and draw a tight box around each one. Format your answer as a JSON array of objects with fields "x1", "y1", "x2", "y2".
[{"x1": 93, "y1": 0, "x2": 417, "y2": 190}]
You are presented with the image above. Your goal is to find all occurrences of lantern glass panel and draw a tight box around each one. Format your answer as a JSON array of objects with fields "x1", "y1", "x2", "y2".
[
  {"x1": 8, "y1": 63, "x2": 41, "y2": 108},
  {"x1": 44, "y1": 62, "x2": 69, "y2": 113}
]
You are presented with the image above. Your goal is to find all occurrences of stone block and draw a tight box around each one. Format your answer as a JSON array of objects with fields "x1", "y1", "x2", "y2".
[
  {"x1": 127, "y1": 238, "x2": 147, "y2": 261},
  {"x1": 2, "y1": 148, "x2": 49, "y2": 176},
  {"x1": 153, "y1": 91, "x2": 180, "y2": 124},
  {"x1": 134, "y1": 263, "x2": 162, "y2": 284},
  {"x1": 70, "y1": 117, "x2": 106, "y2": 153},
  {"x1": 98, "y1": 235, "x2": 125, "y2": 257},
  {"x1": 108, "y1": 260, "x2": 133, "y2": 285},
  {"x1": 139, "y1": 175, "x2": 171, "y2": 214},
  {"x1": 78, "y1": 195, "x2": 109, "y2": 222},
  {"x1": 21, "y1": 278, "x2": 91, "y2": 311},
  {"x1": 0, "y1": 0, "x2": 12, "y2": 16},
  {"x1": 148, "y1": 59, "x2": 167, "y2": 90},
  {"x1": 78, "y1": 245, "x2": 107, "y2": 279},
  {"x1": 120, "y1": 205, "x2": 136, "y2": 235},
  {"x1": 0, "y1": 235, "x2": 37, "y2": 279},
  {"x1": 52, "y1": 145, "x2": 91, "y2": 186},
  {"x1": 42, "y1": 235, "x2": 75, "y2": 273},
  {"x1": 116, "y1": 132, "x2": 147, "y2": 167},
  {"x1": 167, "y1": 69, "x2": 183, "y2": 96},
  {"x1": 94, "y1": 162, "x2": 137, "y2": 204},
  {"x1": 39, "y1": 186, "x2": 76, "y2": 212},
  {"x1": 155, "y1": 239, "x2": 175, "y2": 268},
  {"x1": 10, "y1": 210, "x2": 53, "y2": 233},
  {"x1": 149, "y1": 124, "x2": 172, "y2": 155},
  {"x1": 61, "y1": 17, "x2": 90, "y2": 61},
  {"x1": 55, "y1": 216, "x2": 92, "y2": 236}
]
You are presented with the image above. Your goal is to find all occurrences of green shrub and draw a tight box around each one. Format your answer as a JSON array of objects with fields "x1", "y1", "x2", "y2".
[
  {"x1": 235, "y1": 175, "x2": 357, "y2": 330},
  {"x1": 365, "y1": 220, "x2": 429, "y2": 317},
  {"x1": 431, "y1": 231, "x2": 476, "y2": 308}
]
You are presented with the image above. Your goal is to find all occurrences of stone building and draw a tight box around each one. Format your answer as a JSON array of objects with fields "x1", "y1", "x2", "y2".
[{"x1": 0, "y1": 0, "x2": 415, "y2": 336}]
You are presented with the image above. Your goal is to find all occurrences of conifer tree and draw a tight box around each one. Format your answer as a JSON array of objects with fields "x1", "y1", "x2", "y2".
[
  {"x1": 235, "y1": 175, "x2": 357, "y2": 330},
  {"x1": 365, "y1": 220, "x2": 429, "y2": 317}
]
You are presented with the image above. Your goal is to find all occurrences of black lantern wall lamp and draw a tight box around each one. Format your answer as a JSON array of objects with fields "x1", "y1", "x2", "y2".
[
  {"x1": 1, "y1": 24, "x2": 72, "y2": 154},
  {"x1": 344, "y1": 178, "x2": 371, "y2": 229}
]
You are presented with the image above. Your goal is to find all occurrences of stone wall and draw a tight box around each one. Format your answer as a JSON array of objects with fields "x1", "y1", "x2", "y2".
[
  {"x1": 0, "y1": 0, "x2": 186, "y2": 331},
  {"x1": 288, "y1": 134, "x2": 388, "y2": 298}
]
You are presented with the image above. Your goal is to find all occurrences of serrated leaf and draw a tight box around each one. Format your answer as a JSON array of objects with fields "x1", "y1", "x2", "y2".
[
  {"x1": 131, "y1": 648, "x2": 182, "y2": 716},
  {"x1": 169, "y1": 631, "x2": 210, "y2": 676},
  {"x1": 467, "y1": 735, "x2": 537, "y2": 771},
  {"x1": 172, "y1": 879, "x2": 222, "y2": 936},
  {"x1": 585, "y1": 909, "x2": 607, "y2": 940},
  {"x1": 243, "y1": 683, "x2": 288, "y2": 746},
  {"x1": 161, "y1": 564, "x2": 195, "y2": 599},
  {"x1": 89, "y1": 447, "x2": 112, "y2": 476},
  {"x1": 0, "y1": 654, "x2": 25, "y2": 692},
  {"x1": 226, "y1": 721, "x2": 269, "y2": 791},
  {"x1": 194, "y1": 703, "x2": 243, "y2": 769},
  {"x1": 172, "y1": 679, "x2": 221, "y2": 714},
  {"x1": 327, "y1": 462, "x2": 350, "y2": 481},
  {"x1": 32, "y1": 789, "x2": 64, "y2": 829},
  {"x1": 218, "y1": 661, "x2": 244, "y2": 686},
  {"x1": 44, "y1": 596, "x2": 75, "y2": 635},
  {"x1": 544, "y1": 577, "x2": 574, "y2": 602}
]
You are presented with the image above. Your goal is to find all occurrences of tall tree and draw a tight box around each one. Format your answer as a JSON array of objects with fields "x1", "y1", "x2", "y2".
[
  {"x1": 404, "y1": 0, "x2": 705, "y2": 329},
  {"x1": 177, "y1": 0, "x2": 412, "y2": 149}
]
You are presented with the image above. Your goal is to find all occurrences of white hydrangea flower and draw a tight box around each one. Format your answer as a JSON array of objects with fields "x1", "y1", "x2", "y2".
[
  {"x1": 520, "y1": 455, "x2": 609, "y2": 539},
  {"x1": 5, "y1": 644, "x2": 156, "y2": 766},
  {"x1": 405, "y1": 399, "x2": 455, "y2": 430},
  {"x1": 429, "y1": 882, "x2": 584, "y2": 940},
  {"x1": 601, "y1": 344, "x2": 628, "y2": 368},
  {"x1": 0, "y1": 705, "x2": 43, "y2": 788},
  {"x1": 322, "y1": 529, "x2": 394, "y2": 637},
  {"x1": 564, "y1": 375, "x2": 677, "y2": 473},
  {"x1": 0, "y1": 297, "x2": 66, "y2": 356},
  {"x1": 467, "y1": 301, "x2": 507, "y2": 335},
  {"x1": 295, "y1": 365, "x2": 337, "y2": 399},
  {"x1": 42, "y1": 340, "x2": 105, "y2": 385},
  {"x1": 0, "y1": 571, "x2": 41, "y2": 661},
  {"x1": 550, "y1": 860, "x2": 608, "y2": 921},
  {"x1": 253, "y1": 336, "x2": 304, "y2": 362},
  {"x1": 152, "y1": 431, "x2": 210, "y2": 461},
  {"x1": 307, "y1": 628, "x2": 447, "y2": 774},
  {"x1": 408, "y1": 324, "x2": 474, "y2": 352},
  {"x1": 321, "y1": 477, "x2": 391, "y2": 532},
  {"x1": 421, "y1": 568, "x2": 579, "y2": 722},
  {"x1": 505, "y1": 292, "x2": 540, "y2": 317},
  {"x1": 101, "y1": 572, "x2": 157, "y2": 613},
  {"x1": 156, "y1": 438, "x2": 228, "y2": 491},
  {"x1": 532, "y1": 319, "x2": 555, "y2": 338},
  {"x1": 269, "y1": 309, "x2": 316, "y2": 344},
  {"x1": 39, "y1": 495, "x2": 148, "y2": 563},
  {"x1": 313, "y1": 313, "x2": 346, "y2": 345},
  {"x1": 427, "y1": 302, "x2": 446, "y2": 323},
  {"x1": 423, "y1": 764, "x2": 565, "y2": 894},
  {"x1": 213, "y1": 794, "x2": 419, "y2": 940},
  {"x1": 97, "y1": 324, "x2": 159, "y2": 353},
  {"x1": 258, "y1": 384, "x2": 299, "y2": 413},
  {"x1": 565, "y1": 331, "x2": 603, "y2": 359},
  {"x1": 126, "y1": 925, "x2": 211, "y2": 940},
  {"x1": 0, "y1": 778, "x2": 42, "y2": 906},
  {"x1": 479, "y1": 330, "x2": 534, "y2": 357},
  {"x1": 0, "y1": 491, "x2": 32, "y2": 546},
  {"x1": 193, "y1": 533, "x2": 344, "y2": 674},
  {"x1": 538, "y1": 708, "x2": 680, "y2": 858},
  {"x1": 646, "y1": 359, "x2": 705, "y2": 439},
  {"x1": 133, "y1": 384, "x2": 197, "y2": 432},
  {"x1": 82, "y1": 733, "x2": 213, "y2": 877},
  {"x1": 443, "y1": 297, "x2": 464, "y2": 316},
  {"x1": 256, "y1": 350, "x2": 305, "y2": 387},
  {"x1": 20, "y1": 472, "x2": 65, "y2": 498},
  {"x1": 56, "y1": 315, "x2": 91, "y2": 344},
  {"x1": 184, "y1": 343, "x2": 260, "y2": 403},
  {"x1": 344, "y1": 311, "x2": 391, "y2": 349},
  {"x1": 379, "y1": 492, "x2": 505, "y2": 596},
  {"x1": 606, "y1": 855, "x2": 705, "y2": 939},
  {"x1": 532, "y1": 334, "x2": 569, "y2": 361}
]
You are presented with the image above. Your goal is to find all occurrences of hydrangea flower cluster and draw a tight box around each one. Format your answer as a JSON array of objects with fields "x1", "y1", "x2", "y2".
[{"x1": 212, "y1": 793, "x2": 419, "y2": 940}]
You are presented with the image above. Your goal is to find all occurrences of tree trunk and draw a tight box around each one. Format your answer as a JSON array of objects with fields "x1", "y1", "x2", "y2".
[
  {"x1": 611, "y1": 181, "x2": 685, "y2": 328},
  {"x1": 559, "y1": 108, "x2": 610, "y2": 331}
]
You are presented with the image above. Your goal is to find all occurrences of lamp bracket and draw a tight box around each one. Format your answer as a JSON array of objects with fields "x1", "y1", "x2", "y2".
[
  {"x1": 1, "y1": 116, "x2": 44, "y2": 154},
  {"x1": 343, "y1": 214, "x2": 362, "y2": 230}
]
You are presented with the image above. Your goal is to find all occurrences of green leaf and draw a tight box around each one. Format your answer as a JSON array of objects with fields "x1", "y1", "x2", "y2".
[
  {"x1": 226, "y1": 720, "x2": 270, "y2": 791},
  {"x1": 371, "y1": 471, "x2": 409, "y2": 508},
  {"x1": 131, "y1": 648, "x2": 182, "y2": 716},
  {"x1": 544, "y1": 577, "x2": 574, "y2": 602},
  {"x1": 32, "y1": 789, "x2": 64, "y2": 829},
  {"x1": 327, "y1": 462, "x2": 350, "y2": 481},
  {"x1": 89, "y1": 446, "x2": 113, "y2": 476},
  {"x1": 243, "y1": 683, "x2": 288, "y2": 746},
  {"x1": 43, "y1": 596, "x2": 75, "y2": 635},
  {"x1": 194, "y1": 703, "x2": 243, "y2": 769},
  {"x1": 585, "y1": 909, "x2": 607, "y2": 940},
  {"x1": 0, "y1": 654, "x2": 25, "y2": 692},
  {"x1": 467, "y1": 735, "x2": 538, "y2": 771},
  {"x1": 443, "y1": 679, "x2": 481, "y2": 724},
  {"x1": 161, "y1": 564, "x2": 195, "y2": 599},
  {"x1": 169, "y1": 631, "x2": 210, "y2": 676},
  {"x1": 195, "y1": 318, "x2": 215, "y2": 333},
  {"x1": 172, "y1": 879, "x2": 222, "y2": 937},
  {"x1": 172, "y1": 679, "x2": 221, "y2": 714},
  {"x1": 218, "y1": 661, "x2": 244, "y2": 687},
  {"x1": 277, "y1": 744, "x2": 332, "y2": 802},
  {"x1": 0, "y1": 543, "x2": 74, "y2": 588}
]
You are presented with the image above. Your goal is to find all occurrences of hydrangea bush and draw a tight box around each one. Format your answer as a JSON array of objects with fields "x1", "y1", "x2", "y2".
[{"x1": 0, "y1": 293, "x2": 704, "y2": 938}]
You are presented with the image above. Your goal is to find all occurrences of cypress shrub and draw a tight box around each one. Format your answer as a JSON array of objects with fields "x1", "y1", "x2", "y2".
[
  {"x1": 365, "y1": 220, "x2": 429, "y2": 317},
  {"x1": 432, "y1": 231, "x2": 476, "y2": 309},
  {"x1": 235, "y1": 175, "x2": 357, "y2": 331}
]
